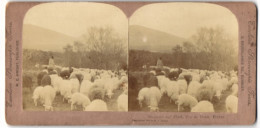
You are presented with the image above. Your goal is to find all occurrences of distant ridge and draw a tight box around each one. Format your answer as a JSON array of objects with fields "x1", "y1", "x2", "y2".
[
  {"x1": 23, "y1": 24, "x2": 77, "y2": 52},
  {"x1": 129, "y1": 25, "x2": 186, "y2": 53}
]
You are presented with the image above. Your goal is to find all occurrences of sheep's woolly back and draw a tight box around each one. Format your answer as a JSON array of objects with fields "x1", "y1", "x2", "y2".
[
  {"x1": 177, "y1": 79, "x2": 188, "y2": 94},
  {"x1": 60, "y1": 80, "x2": 73, "y2": 99},
  {"x1": 70, "y1": 92, "x2": 91, "y2": 108},
  {"x1": 137, "y1": 87, "x2": 149, "y2": 101},
  {"x1": 50, "y1": 75, "x2": 62, "y2": 92},
  {"x1": 225, "y1": 95, "x2": 238, "y2": 113},
  {"x1": 177, "y1": 94, "x2": 198, "y2": 108},
  {"x1": 166, "y1": 81, "x2": 179, "y2": 101},
  {"x1": 187, "y1": 81, "x2": 202, "y2": 98},
  {"x1": 32, "y1": 86, "x2": 44, "y2": 100},
  {"x1": 80, "y1": 80, "x2": 93, "y2": 96},
  {"x1": 70, "y1": 78, "x2": 80, "y2": 93},
  {"x1": 84, "y1": 99, "x2": 108, "y2": 111},
  {"x1": 191, "y1": 101, "x2": 214, "y2": 112},
  {"x1": 149, "y1": 87, "x2": 162, "y2": 109},
  {"x1": 42, "y1": 85, "x2": 56, "y2": 110}
]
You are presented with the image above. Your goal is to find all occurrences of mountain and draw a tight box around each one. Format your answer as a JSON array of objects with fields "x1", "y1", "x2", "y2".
[
  {"x1": 22, "y1": 24, "x2": 77, "y2": 52},
  {"x1": 129, "y1": 25, "x2": 186, "y2": 53}
]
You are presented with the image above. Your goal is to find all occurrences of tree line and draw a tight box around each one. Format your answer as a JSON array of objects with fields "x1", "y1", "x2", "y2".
[
  {"x1": 129, "y1": 27, "x2": 238, "y2": 72},
  {"x1": 23, "y1": 26, "x2": 128, "y2": 71}
]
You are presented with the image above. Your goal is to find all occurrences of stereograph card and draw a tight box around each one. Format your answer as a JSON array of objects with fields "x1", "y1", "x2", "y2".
[{"x1": 5, "y1": 2, "x2": 256, "y2": 125}]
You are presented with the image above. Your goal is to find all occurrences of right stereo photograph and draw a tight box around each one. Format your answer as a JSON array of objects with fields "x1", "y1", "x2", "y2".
[{"x1": 128, "y1": 3, "x2": 239, "y2": 113}]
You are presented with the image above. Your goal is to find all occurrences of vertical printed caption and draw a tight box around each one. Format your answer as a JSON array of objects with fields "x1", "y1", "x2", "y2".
[{"x1": 6, "y1": 21, "x2": 21, "y2": 108}]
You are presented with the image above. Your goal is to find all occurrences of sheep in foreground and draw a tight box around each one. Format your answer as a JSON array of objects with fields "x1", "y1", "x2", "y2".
[
  {"x1": 191, "y1": 101, "x2": 215, "y2": 112},
  {"x1": 176, "y1": 94, "x2": 198, "y2": 112},
  {"x1": 148, "y1": 86, "x2": 162, "y2": 111},
  {"x1": 42, "y1": 85, "x2": 56, "y2": 111},
  {"x1": 84, "y1": 99, "x2": 108, "y2": 111},
  {"x1": 69, "y1": 92, "x2": 91, "y2": 111},
  {"x1": 59, "y1": 80, "x2": 73, "y2": 102},
  {"x1": 137, "y1": 87, "x2": 149, "y2": 108},
  {"x1": 117, "y1": 93, "x2": 128, "y2": 111},
  {"x1": 32, "y1": 86, "x2": 44, "y2": 106},
  {"x1": 225, "y1": 95, "x2": 238, "y2": 113},
  {"x1": 165, "y1": 81, "x2": 179, "y2": 103},
  {"x1": 137, "y1": 86, "x2": 162, "y2": 111}
]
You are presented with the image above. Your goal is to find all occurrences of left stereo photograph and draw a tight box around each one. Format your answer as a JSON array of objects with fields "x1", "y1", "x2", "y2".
[{"x1": 22, "y1": 2, "x2": 128, "y2": 112}]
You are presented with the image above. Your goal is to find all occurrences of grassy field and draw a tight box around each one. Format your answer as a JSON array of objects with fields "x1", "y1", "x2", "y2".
[
  {"x1": 129, "y1": 71, "x2": 232, "y2": 112},
  {"x1": 22, "y1": 69, "x2": 123, "y2": 111}
]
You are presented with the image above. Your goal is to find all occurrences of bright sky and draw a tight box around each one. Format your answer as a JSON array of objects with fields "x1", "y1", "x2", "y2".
[
  {"x1": 130, "y1": 3, "x2": 238, "y2": 40},
  {"x1": 23, "y1": 2, "x2": 128, "y2": 38}
]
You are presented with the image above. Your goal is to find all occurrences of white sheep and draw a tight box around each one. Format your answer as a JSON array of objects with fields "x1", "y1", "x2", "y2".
[
  {"x1": 69, "y1": 92, "x2": 91, "y2": 111},
  {"x1": 59, "y1": 80, "x2": 73, "y2": 102},
  {"x1": 84, "y1": 99, "x2": 108, "y2": 111},
  {"x1": 42, "y1": 85, "x2": 56, "y2": 111},
  {"x1": 138, "y1": 86, "x2": 162, "y2": 111},
  {"x1": 156, "y1": 76, "x2": 170, "y2": 94},
  {"x1": 225, "y1": 95, "x2": 238, "y2": 113},
  {"x1": 117, "y1": 93, "x2": 128, "y2": 111},
  {"x1": 148, "y1": 86, "x2": 162, "y2": 111},
  {"x1": 176, "y1": 94, "x2": 198, "y2": 112},
  {"x1": 70, "y1": 78, "x2": 80, "y2": 94},
  {"x1": 32, "y1": 86, "x2": 44, "y2": 106},
  {"x1": 80, "y1": 80, "x2": 93, "y2": 96},
  {"x1": 50, "y1": 74, "x2": 62, "y2": 93},
  {"x1": 166, "y1": 81, "x2": 179, "y2": 103},
  {"x1": 137, "y1": 87, "x2": 149, "y2": 108},
  {"x1": 191, "y1": 73, "x2": 200, "y2": 82},
  {"x1": 187, "y1": 81, "x2": 202, "y2": 99},
  {"x1": 177, "y1": 79, "x2": 188, "y2": 94},
  {"x1": 191, "y1": 100, "x2": 215, "y2": 112}
]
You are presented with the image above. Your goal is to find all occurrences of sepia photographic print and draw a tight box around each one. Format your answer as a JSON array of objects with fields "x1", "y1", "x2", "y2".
[
  {"x1": 22, "y1": 2, "x2": 128, "y2": 111},
  {"x1": 5, "y1": 2, "x2": 256, "y2": 125},
  {"x1": 128, "y1": 3, "x2": 239, "y2": 112}
]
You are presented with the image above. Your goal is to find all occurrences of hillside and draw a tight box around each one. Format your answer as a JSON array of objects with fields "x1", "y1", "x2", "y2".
[
  {"x1": 129, "y1": 25, "x2": 186, "y2": 53},
  {"x1": 22, "y1": 24, "x2": 77, "y2": 52}
]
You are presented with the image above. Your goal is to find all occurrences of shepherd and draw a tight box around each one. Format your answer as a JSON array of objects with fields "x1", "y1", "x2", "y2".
[{"x1": 48, "y1": 55, "x2": 55, "y2": 72}]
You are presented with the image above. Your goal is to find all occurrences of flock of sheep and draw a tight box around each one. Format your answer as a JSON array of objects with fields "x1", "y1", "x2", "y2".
[
  {"x1": 133, "y1": 66, "x2": 238, "y2": 113},
  {"x1": 32, "y1": 65, "x2": 128, "y2": 111},
  {"x1": 28, "y1": 64, "x2": 238, "y2": 113}
]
